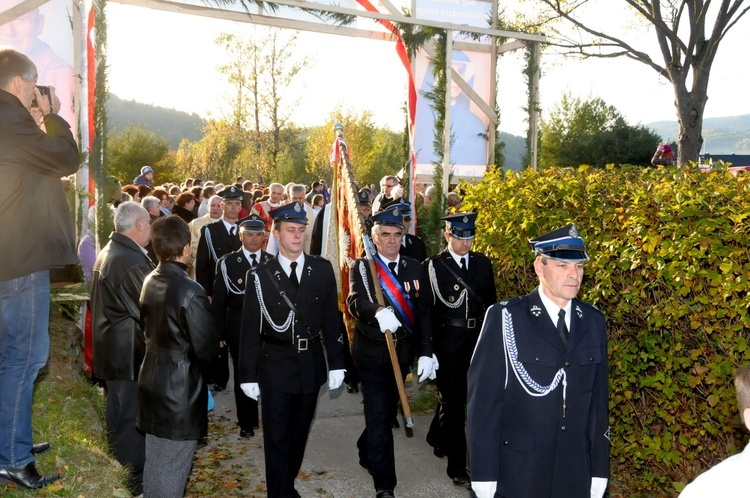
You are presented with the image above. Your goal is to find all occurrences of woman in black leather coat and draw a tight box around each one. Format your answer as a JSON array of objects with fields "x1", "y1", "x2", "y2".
[{"x1": 136, "y1": 216, "x2": 219, "y2": 498}]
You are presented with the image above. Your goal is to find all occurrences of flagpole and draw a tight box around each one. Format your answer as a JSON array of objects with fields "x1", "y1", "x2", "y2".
[{"x1": 337, "y1": 140, "x2": 414, "y2": 430}]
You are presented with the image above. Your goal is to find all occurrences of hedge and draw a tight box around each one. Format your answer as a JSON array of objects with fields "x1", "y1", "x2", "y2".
[{"x1": 461, "y1": 165, "x2": 750, "y2": 497}]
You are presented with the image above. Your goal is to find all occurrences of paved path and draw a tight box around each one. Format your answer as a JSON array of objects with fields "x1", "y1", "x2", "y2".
[{"x1": 194, "y1": 370, "x2": 473, "y2": 498}]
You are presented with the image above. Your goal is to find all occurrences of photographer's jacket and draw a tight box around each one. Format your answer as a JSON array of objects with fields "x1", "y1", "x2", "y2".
[
  {"x1": 0, "y1": 89, "x2": 79, "y2": 282},
  {"x1": 467, "y1": 288, "x2": 609, "y2": 498}
]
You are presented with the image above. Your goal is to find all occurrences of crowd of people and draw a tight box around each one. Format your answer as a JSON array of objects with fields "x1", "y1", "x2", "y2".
[{"x1": 3, "y1": 46, "x2": 743, "y2": 498}]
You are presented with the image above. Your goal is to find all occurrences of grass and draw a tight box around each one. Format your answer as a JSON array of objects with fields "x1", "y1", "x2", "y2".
[{"x1": 0, "y1": 308, "x2": 129, "y2": 497}]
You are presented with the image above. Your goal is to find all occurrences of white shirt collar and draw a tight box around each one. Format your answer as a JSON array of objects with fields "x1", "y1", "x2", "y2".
[
  {"x1": 276, "y1": 252, "x2": 305, "y2": 279},
  {"x1": 378, "y1": 253, "x2": 400, "y2": 273},
  {"x1": 242, "y1": 248, "x2": 262, "y2": 264},
  {"x1": 447, "y1": 248, "x2": 468, "y2": 269},
  {"x1": 538, "y1": 285, "x2": 572, "y2": 329},
  {"x1": 221, "y1": 219, "x2": 236, "y2": 234}
]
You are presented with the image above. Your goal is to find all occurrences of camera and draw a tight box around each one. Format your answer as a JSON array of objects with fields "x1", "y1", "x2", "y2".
[{"x1": 31, "y1": 85, "x2": 51, "y2": 109}]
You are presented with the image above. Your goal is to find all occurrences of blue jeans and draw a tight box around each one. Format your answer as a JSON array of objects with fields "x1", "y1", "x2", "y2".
[{"x1": 0, "y1": 270, "x2": 51, "y2": 469}]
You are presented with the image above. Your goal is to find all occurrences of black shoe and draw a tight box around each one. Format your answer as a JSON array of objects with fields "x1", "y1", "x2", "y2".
[
  {"x1": 0, "y1": 462, "x2": 59, "y2": 490},
  {"x1": 292, "y1": 488, "x2": 301, "y2": 498},
  {"x1": 30, "y1": 442, "x2": 51, "y2": 455},
  {"x1": 391, "y1": 418, "x2": 400, "y2": 429},
  {"x1": 346, "y1": 382, "x2": 359, "y2": 393},
  {"x1": 433, "y1": 447, "x2": 446, "y2": 458},
  {"x1": 376, "y1": 490, "x2": 395, "y2": 498},
  {"x1": 212, "y1": 384, "x2": 226, "y2": 392},
  {"x1": 449, "y1": 471, "x2": 472, "y2": 489},
  {"x1": 239, "y1": 428, "x2": 254, "y2": 438}
]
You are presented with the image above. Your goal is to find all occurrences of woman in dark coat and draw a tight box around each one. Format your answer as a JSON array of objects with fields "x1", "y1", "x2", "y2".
[
  {"x1": 172, "y1": 192, "x2": 197, "y2": 223},
  {"x1": 137, "y1": 216, "x2": 218, "y2": 498}
]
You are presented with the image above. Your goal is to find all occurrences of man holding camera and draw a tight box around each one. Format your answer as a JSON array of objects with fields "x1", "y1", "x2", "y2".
[{"x1": 0, "y1": 48, "x2": 79, "y2": 489}]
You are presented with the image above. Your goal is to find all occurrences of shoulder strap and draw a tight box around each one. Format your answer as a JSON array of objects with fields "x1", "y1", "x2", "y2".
[
  {"x1": 437, "y1": 257, "x2": 485, "y2": 309},
  {"x1": 262, "y1": 266, "x2": 314, "y2": 338}
]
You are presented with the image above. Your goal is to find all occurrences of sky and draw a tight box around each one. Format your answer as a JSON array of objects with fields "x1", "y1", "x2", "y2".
[{"x1": 102, "y1": 1, "x2": 750, "y2": 140}]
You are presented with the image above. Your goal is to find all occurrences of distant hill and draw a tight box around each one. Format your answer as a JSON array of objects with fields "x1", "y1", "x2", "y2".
[
  {"x1": 499, "y1": 132, "x2": 526, "y2": 171},
  {"x1": 645, "y1": 114, "x2": 750, "y2": 154},
  {"x1": 107, "y1": 96, "x2": 750, "y2": 158},
  {"x1": 108, "y1": 94, "x2": 205, "y2": 150}
]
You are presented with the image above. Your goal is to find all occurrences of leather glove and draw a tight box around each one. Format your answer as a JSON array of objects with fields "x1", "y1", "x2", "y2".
[
  {"x1": 590, "y1": 477, "x2": 608, "y2": 498},
  {"x1": 240, "y1": 382, "x2": 260, "y2": 400},
  {"x1": 471, "y1": 481, "x2": 497, "y2": 498},
  {"x1": 328, "y1": 369, "x2": 346, "y2": 390},
  {"x1": 375, "y1": 308, "x2": 401, "y2": 334},
  {"x1": 431, "y1": 353, "x2": 439, "y2": 372},
  {"x1": 417, "y1": 356, "x2": 435, "y2": 382}
]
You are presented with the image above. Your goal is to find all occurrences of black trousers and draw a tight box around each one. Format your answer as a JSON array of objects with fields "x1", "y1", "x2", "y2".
[
  {"x1": 105, "y1": 379, "x2": 145, "y2": 494},
  {"x1": 356, "y1": 357, "x2": 407, "y2": 492},
  {"x1": 426, "y1": 341, "x2": 474, "y2": 477},
  {"x1": 261, "y1": 388, "x2": 319, "y2": 498},
  {"x1": 206, "y1": 342, "x2": 230, "y2": 388},
  {"x1": 226, "y1": 334, "x2": 259, "y2": 429}
]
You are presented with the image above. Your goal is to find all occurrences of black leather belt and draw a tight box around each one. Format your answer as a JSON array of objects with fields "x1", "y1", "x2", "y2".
[
  {"x1": 262, "y1": 331, "x2": 322, "y2": 352},
  {"x1": 356, "y1": 328, "x2": 408, "y2": 345},
  {"x1": 441, "y1": 316, "x2": 483, "y2": 329}
]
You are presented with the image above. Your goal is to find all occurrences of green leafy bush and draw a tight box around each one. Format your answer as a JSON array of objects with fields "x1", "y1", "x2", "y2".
[{"x1": 462, "y1": 165, "x2": 750, "y2": 497}]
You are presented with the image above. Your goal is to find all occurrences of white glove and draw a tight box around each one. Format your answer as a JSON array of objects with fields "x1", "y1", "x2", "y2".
[
  {"x1": 375, "y1": 308, "x2": 401, "y2": 334},
  {"x1": 471, "y1": 481, "x2": 497, "y2": 498},
  {"x1": 417, "y1": 355, "x2": 435, "y2": 382},
  {"x1": 328, "y1": 369, "x2": 346, "y2": 390},
  {"x1": 240, "y1": 382, "x2": 260, "y2": 400},
  {"x1": 431, "y1": 353, "x2": 439, "y2": 372},
  {"x1": 590, "y1": 477, "x2": 608, "y2": 498}
]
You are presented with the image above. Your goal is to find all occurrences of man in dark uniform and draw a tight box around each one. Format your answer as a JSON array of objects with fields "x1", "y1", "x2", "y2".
[
  {"x1": 467, "y1": 224, "x2": 609, "y2": 498},
  {"x1": 422, "y1": 212, "x2": 496, "y2": 488},
  {"x1": 347, "y1": 207, "x2": 437, "y2": 498},
  {"x1": 196, "y1": 185, "x2": 243, "y2": 391},
  {"x1": 382, "y1": 198, "x2": 427, "y2": 262},
  {"x1": 211, "y1": 214, "x2": 271, "y2": 438},
  {"x1": 238, "y1": 201, "x2": 346, "y2": 498}
]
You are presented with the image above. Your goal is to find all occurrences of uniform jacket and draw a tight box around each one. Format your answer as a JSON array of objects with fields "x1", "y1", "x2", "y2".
[
  {"x1": 0, "y1": 89, "x2": 80, "y2": 281},
  {"x1": 195, "y1": 219, "x2": 241, "y2": 295},
  {"x1": 211, "y1": 248, "x2": 271, "y2": 342},
  {"x1": 137, "y1": 261, "x2": 219, "y2": 440},
  {"x1": 420, "y1": 250, "x2": 496, "y2": 353},
  {"x1": 467, "y1": 288, "x2": 609, "y2": 498},
  {"x1": 347, "y1": 255, "x2": 431, "y2": 365},
  {"x1": 400, "y1": 234, "x2": 427, "y2": 262},
  {"x1": 91, "y1": 232, "x2": 155, "y2": 380},
  {"x1": 238, "y1": 255, "x2": 345, "y2": 394}
]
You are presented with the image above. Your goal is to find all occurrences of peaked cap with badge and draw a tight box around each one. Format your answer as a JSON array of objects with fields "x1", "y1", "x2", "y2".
[
  {"x1": 381, "y1": 197, "x2": 412, "y2": 216},
  {"x1": 269, "y1": 201, "x2": 308, "y2": 224},
  {"x1": 218, "y1": 185, "x2": 244, "y2": 201},
  {"x1": 371, "y1": 205, "x2": 404, "y2": 228},
  {"x1": 238, "y1": 214, "x2": 266, "y2": 232},
  {"x1": 528, "y1": 223, "x2": 589, "y2": 262},
  {"x1": 442, "y1": 212, "x2": 477, "y2": 240}
]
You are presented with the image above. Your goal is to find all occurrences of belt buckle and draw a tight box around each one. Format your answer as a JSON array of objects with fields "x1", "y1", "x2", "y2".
[
  {"x1": 297, "y1": 336, "x2": 308, "y2": 351},
  {"x1": 467, "y1": 318, "x2": 477, "y2": 329}
]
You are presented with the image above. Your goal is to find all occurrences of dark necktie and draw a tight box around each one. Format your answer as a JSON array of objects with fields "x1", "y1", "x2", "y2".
[
  {"x1": 289, "y1": 261, "x2": 300, "y2": 289},
  {"x1": 250, "y1": 254, "x2": 257, "y2": 267},
  {"x1": 557, "y1": 309, "x2": 569, "y2": 346},
  {"x1": 229, "y1": 226, "x2": 235, "y2": 237},
  {"x1": 460, "y1": 257, "x2": 467, "y2": 271},
  {"x1": 388, "y1": 261, "x2": 398, "y2": 275}
]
